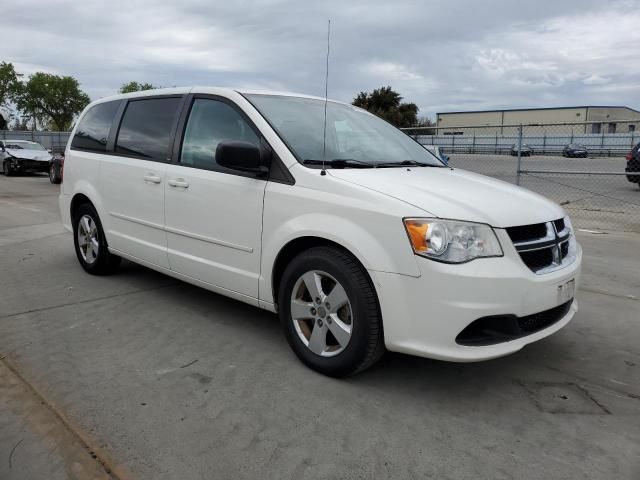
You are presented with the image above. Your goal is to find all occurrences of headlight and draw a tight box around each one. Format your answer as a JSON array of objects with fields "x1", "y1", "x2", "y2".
[{"x1": 403, "y1": 218, "x2": 503, "y2": 263}]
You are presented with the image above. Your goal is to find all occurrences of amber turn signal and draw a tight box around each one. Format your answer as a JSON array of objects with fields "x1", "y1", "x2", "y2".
[{"x1": 404, "y1": 220, "x2": 429, "y2": 252}]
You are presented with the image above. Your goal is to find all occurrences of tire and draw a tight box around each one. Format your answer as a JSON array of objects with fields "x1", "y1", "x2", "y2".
[
  {"x1": 49, "y1": 163, "x2": 61, "y2": 184},
  {"x1": 3, "y1": 160, "x2": 13, "y2": 176},
  {"x1": 278, "y1": 246, "x2": 384, "y2": 377},
  {"x1": 72, "y1": 203, "x2": 121, "y2": 275}
]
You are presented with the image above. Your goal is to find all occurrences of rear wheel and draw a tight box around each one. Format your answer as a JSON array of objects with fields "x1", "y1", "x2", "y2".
[
  {"x1": 278, "y1": 246, "x2": 384, "y2": 377},
  {"x1": 72, "y1": 203, "x2": 121, "y2": 275},
  {"x1": 49, "y1": 163, "x2": 61, "y2": 184}
]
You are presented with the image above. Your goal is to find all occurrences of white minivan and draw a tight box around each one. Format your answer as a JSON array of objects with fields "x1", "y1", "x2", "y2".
[{"x1": 59, "y1": 87, "x2": 581, "y2": 376}]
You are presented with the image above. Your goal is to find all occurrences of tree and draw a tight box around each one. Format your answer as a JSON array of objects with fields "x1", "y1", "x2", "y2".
[
  {"x1": 11, "y1": 116, "x2": 29, "y2": 131},
  {"x1": 15, "y1": 72, "x2": 90, "y2": 131},
  {"x1": 404, "y1": 116, "x2": 436, "y2": 136},
  {"x1": 352, "y1": 86, "x2": 420, "y2": 128},
  {"x1": 0, "y1": 61, "x2": 20, "y2": 107},
  {"x1": 119, "y1": 81, "x2": 157, "y2": 94}
]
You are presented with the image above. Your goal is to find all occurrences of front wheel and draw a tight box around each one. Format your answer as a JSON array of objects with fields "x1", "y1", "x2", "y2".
[
  {"x1": 3, "y1": 160, "x2": 13, "y2": 176},
  {"x1": 278, "y1": 246, "x2": 384, "y2": 377},
  {"x1": 73, "y1": 203, "x2": 121, "y2": 275}
]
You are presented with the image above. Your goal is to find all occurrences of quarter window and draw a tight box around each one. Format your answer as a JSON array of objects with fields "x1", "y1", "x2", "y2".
[
  {"x1": 71, "y1": 101, "x2": 120, "y2": 152},
  {"x1": 180, "y1": 99, "x2": 259, "y2": 170},
  {"x1": 115, "y1": 97, "x2": 182, "y2": 161}
]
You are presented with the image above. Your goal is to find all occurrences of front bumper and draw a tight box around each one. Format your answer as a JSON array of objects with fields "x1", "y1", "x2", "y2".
[
  {"x1": 9, "y1": 158, "x2": 49, "y2": 173},
  {"x1": 371, "y1": 231, "x2": 582, "y2": 362}
]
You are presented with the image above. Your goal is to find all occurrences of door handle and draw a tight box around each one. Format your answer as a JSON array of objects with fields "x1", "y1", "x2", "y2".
[
  {"x1": 168, "y1": 178, "x2": 189, "y2": 189},
  {"x1": 143, "y1": 174, "x2": 162, "y2": 184}
]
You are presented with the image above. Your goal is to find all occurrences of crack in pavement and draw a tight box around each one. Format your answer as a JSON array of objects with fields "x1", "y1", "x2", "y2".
[
  {"x1": 0, "y1": 282, "x2": 180, "y2": 320},
  {"x1": 8, "y1": 438, "x2": 23, "y2": 470},
  {"x1": 579, "y1": 286, "x2": 638, "y2": 301}
]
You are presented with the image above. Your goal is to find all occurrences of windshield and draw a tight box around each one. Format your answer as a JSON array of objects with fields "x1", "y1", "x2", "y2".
[
  {"x1": 4, "y1": 140, "x2": 46, "y2": 151},
  {"x1": 245, "y1": 94, "x2": 443, "y2": 167}
]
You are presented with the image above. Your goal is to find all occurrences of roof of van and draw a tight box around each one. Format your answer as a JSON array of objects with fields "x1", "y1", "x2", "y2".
[{"x1": 92, "y1": 87, "x2": 345, "y2": 105}]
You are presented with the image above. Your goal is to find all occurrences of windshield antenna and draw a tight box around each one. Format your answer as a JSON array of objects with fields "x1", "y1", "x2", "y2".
[{"x1": 321, "y1": 19, "x2": 331, "y2": 176}]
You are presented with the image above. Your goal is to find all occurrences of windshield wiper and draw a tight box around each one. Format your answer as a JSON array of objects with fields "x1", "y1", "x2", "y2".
[
  {"x1": 375, "y1": 160, "x2": 441, "y2": 168},
  {"x1": 303, "y1": 158, "x2": 375, "y2": 168}
]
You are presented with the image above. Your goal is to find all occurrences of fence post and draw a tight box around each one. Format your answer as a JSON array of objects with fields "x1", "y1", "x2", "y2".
[
  {"x1": 495, "y1": 133, "x2": 498, "y2": 154},
  {"x1": 472, "y1": 132, "x2": 476, "y2": 154},
  {"x1": 516, "y1": 124, "x2": 523, "y2": 186},
  {"x1": 543, "y1": 132, "x2": 546, "y2": 152}
]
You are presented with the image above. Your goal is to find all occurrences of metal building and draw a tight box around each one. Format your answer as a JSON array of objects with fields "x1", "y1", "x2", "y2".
[{"x1": 436, "y1": 106, "x2": 640, "y2": 135}]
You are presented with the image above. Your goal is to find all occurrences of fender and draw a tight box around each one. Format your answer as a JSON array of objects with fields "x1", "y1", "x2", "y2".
[
  {"x1": 68, "y1": 179, "x2": 109, "y2": 236},
  {"x1": 259, "y1": 212, "x2": 422, "y2": 306}
]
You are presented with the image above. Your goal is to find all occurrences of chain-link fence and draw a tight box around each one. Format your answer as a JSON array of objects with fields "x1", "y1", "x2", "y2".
[
  {"x1": 404, "y1": 120, "x2": 640, "y2": 233},
  {"x1": 2, "y1": 122, "x2": 639, "y2": 232},
  {"x1": 0, "y1": 130, "x2": 71, "y2": 154}
]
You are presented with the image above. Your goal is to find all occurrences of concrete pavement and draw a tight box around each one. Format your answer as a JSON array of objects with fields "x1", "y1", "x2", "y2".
[{"x1": 1, "y1": 174, "x2": 639, "y2": 479}]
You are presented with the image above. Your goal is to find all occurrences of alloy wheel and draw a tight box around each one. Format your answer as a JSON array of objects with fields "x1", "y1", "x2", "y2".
[
  {"x1": 290, "y1": 270, "x2": 353, "y2": 357},
  {"x1": 77, "y1": 214, "x2": 99, "y2": 264}
]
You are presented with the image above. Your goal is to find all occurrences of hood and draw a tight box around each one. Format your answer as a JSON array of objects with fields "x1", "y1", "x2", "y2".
[
  {"x1": 6, "y1": 149, "x2": 52, "y2": 161},
  {"x1": 328, "y1": 166, "x2": 565, "y2": 228}
]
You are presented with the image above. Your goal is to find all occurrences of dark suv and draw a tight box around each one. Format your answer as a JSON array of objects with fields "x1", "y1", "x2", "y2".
[{"x1": 626, "y1": 143, "x2": 640, "y2": 189}]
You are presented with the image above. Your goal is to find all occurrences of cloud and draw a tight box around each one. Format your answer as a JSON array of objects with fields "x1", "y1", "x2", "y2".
[
  {"x1": 582, "y1": 75, "x2": 611, "y2": 86},
  {"x1": 363, "y1": 62, "x2": 423, "y2": 82},
  {"x1": 1, "y1": 0, "x2": 639, "y2": 117}
]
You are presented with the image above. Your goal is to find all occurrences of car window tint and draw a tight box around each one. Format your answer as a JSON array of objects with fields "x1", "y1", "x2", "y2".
[
  {"x1": 181, "y1": 98, "x2": 259, "y2": 170},
  {"x1": 71, "y1": 101, "x2": 120, "y2": 152},
  {"x1": 116, "y1": 97, "x2": 182, "y2": 161}
]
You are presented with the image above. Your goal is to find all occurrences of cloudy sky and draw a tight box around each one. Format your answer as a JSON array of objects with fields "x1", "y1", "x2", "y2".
[{"x1": 3, "y1": 0, "x2": 639, "y2": 118}]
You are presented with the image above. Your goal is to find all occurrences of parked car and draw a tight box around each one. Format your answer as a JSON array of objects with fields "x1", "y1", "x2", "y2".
[
  {"x1": 0, "y1": 139, "x2": 53, "y2": 176},
  {"x1": 49, "y1": 153, "x2": 64, "y2": 184},
  {"x1": 510, "y1": 144, "x2": 532, "y2": 156},
  {"x1": 562, "y1": 144, "x2": 588, "y2": 158},
  {"x1": 423, "y1": 145, "x2": 449, "y2": 165},
  {"x1": 625, "y1": 143, "x2": 640, "y2": 189},
  {"x1": 59, "y1": 88, "x2": 581, "y2": 377}
]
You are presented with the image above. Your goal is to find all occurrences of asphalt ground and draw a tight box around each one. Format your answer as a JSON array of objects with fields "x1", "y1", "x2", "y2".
[{"x1": 1, "y1": 173, "x2": 639, "y2": 480}]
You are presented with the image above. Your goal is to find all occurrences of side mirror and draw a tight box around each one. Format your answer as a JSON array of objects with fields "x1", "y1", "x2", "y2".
[
  {"x1": 442, "y1": 154, "x2": 450, "y2": 165},
  {"x1": 216, "y1": 141, "x2": 268, "y2": 176}
]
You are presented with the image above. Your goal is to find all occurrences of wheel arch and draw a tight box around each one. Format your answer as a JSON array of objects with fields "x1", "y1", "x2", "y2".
[
  {"x1": 270, "y1": 236, "x2": 375, "y2": 310},
  {"x1": 70, "y1": 192, "x2": 94, "y2": 221}
]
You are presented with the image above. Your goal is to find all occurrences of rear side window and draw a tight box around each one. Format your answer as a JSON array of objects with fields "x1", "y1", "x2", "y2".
[
  {"x1": 71, "y1": 101, "x2": 120, "y2": 152},
  {"x1": 115, "y1": 97, "x2": 182, "y2": 161},
  {"x1": 180, "y1": 98, "x2": 260, "y2": 170}
]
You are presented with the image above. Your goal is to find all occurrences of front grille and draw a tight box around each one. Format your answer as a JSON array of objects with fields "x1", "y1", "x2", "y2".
[
  {"x1": 553, "y1": 218, "x2": 565, "y2": 232},
  {"x1": 519, "y1": 248, "x2": 554, "y2": 271},
  {"x1": 506, "y1": 219, "x2": 574, "y2": 274},
  {"x1": 15, "y1": 159, "x2": 49, "y2": 170},
  {"x1": 505, "y1": 223, "x2": 547, "y2": 243},
  {"x1": 456, "y1": 299, "x2": 574, "y2": 346}
]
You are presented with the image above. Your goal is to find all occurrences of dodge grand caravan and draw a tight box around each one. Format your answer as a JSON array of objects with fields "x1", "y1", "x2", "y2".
[{"x1": 59, "y1": 87, "x2": 582, "y2": 376}]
